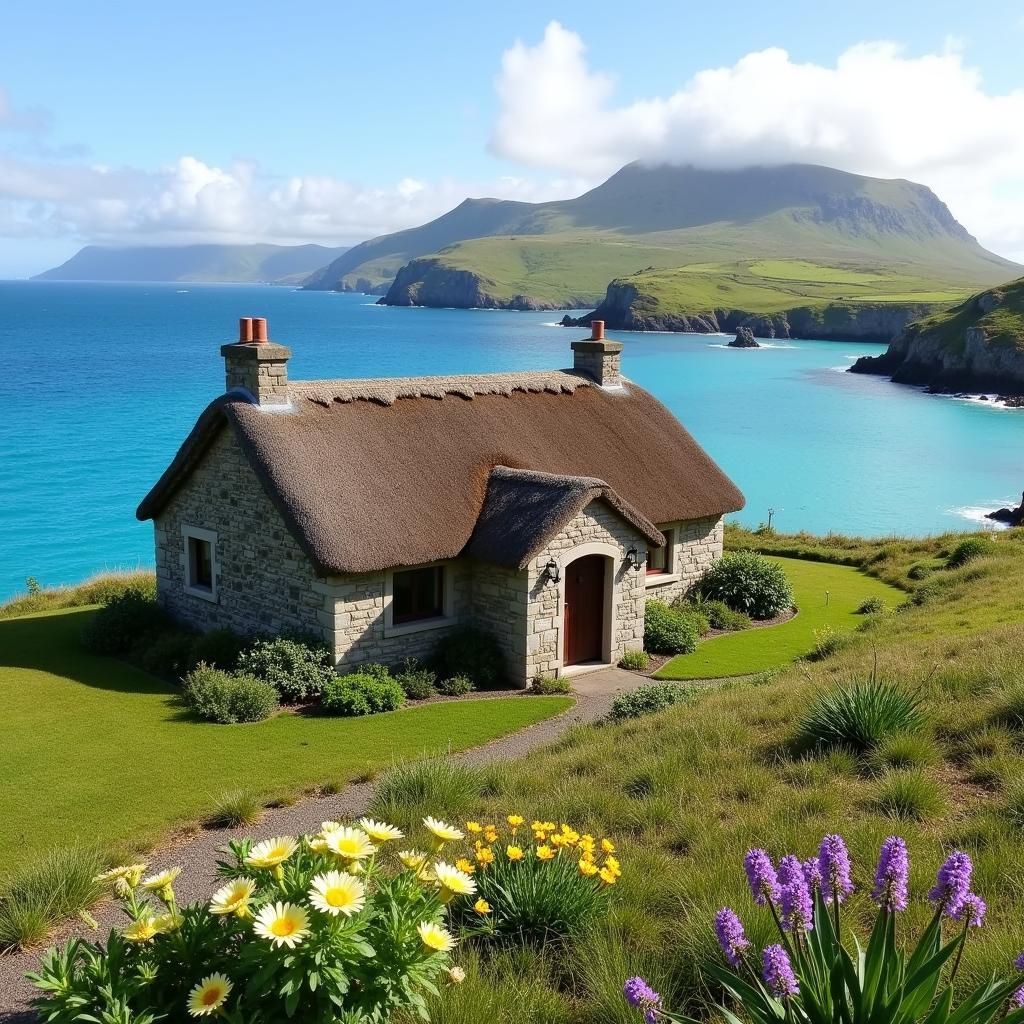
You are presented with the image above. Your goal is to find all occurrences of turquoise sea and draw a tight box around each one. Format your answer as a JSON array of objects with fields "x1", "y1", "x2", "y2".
[{"x1": 2, "y1": 281, "x2": 1021, "y2": 601}]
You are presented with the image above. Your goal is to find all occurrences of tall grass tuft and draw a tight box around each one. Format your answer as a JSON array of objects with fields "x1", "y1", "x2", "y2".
[
  {"x1": 370, "y1": 758, "x2": 485, "y2": 830},
  {"x1": 0, "y1": 846, "x2": 105, "y2": 951},
  {"x1": 864, "y1": 732, "x2": 939, "y2": 774},
  {"x1": 797, "y1": 679, "x2": 925, "y2": 753},
  {"x1": 872, "y1": 769, "x2": 946, "y2": 820},
  {"x1": 204, "y1": 789, "x2": 263, "y2": 829}
]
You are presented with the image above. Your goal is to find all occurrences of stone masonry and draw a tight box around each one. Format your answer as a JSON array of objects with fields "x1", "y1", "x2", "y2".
[{"x1": 643, "y1": 515, "x2": 724, "y2": 604}]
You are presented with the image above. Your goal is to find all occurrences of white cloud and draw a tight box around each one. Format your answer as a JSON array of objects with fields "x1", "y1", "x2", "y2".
[{"x1": 490, "y1": 23, "x2": 1024, "y2": 259}]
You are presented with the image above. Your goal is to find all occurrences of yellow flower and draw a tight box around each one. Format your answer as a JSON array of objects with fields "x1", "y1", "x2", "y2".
[
  {"x1": 559, "y1": 825, "x2": 580, "y2": 844},
  {"x1": 152, "y1": 911, "x2": 182, "y2": 934},
  {"x1": 465, "y1": 821, "x2": 483, "y2": 834},
  {"x1": 209, "y1": 878, "x2": 257, "y2": 917},
  {"x1": 358, "y1": 818, "x2": 404, "y2": 843},
  {"x1": 423, "y1": 816, "x2": 464, "y2": 845},
  {"x1": 245, "y1": 836, "x2": 298, "y2": 870},
  {"x1": 187, "y1": 973, "x2": 232, "y2": 1016},
  {"x1": 507, "y1": 814, "x2": 525, "y2": 829},
  {"x1": 325, "y1": 827, "x2": 376, "y2": 861},
  {"x1": 455, "y1": 857, "x2": 476, "y2": 874},
  {"x1": 604, "y1": 855, "x2": 622, "y2": 878},
  {"x1": 253, "y1": 901, "x2": 311, "y2": 948},
  {"x1": 474, "y1": 846, "x2": 495, "y2": 867},
  {"x1": 123, "y1": 915, "x2": 160, "y2": 942},
  {"x1": 308, "y1": 871, "x2": 366, "y2": 917},
  {"x1": 533, "y1": 831, "x2": 547, "y2": 842},
  {"x1": 141, "y1": 867, "x2": 181, "y2": 892},
  {"x1": 417, "y1": 921, "x2": 456, "y2": 953},
  {"x1": 601, "y1": 838, "x2": 616, "y2": 854},
  {"x1": 550, "y1": 834, "x2": 569, "y2": 849},
  {"x1": 399, "y1": 849, "x2": 428, "y2": 870},
  {"x1": 579, "y1": 834, "x2": 596, "y2": 854},
  {"x1": 579, "y1": 859, "x2": 599, "y2": 877},
  {"x1": 579, "y1": 848, "x2": 596, "y2": 864},
  {"x1": 599, "y1": 866, "x2": 617, "y2": 886},
  {"x1": 506, "y1": 845, "x2": 524, "y2": 862},
  {"x1": 531, "y1": 820, "x2": 549, "y2": 833},
  {"x1": 448, "y1": 965, "x2": 467, "y2": 984},
  {"x1": 483, "y1": 827, "x2": 498, "y2": 844},
  {"x1": 94, "y1": 863, "x2": 147, "y2": 888},
  {"x1": 536, "y1": 845, "x2": 556, "y2": 861},
  {"x1": 434, "y1": 862, "x2": 476, "y2": 902},
  {"x1": 474, "y1": 898, "x2": 492, "y2": 915}
]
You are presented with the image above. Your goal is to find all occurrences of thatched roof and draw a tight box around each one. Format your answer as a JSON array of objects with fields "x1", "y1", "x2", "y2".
[{"x1": 138, "y1": 369, "x2": 744, "y2": 575}]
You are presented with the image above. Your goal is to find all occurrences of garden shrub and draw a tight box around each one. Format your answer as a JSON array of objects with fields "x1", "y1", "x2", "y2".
[
  {"x1": 448, "y1": 818, "x2": 619, "y2": 945},
  {"x1": 907, "y1": 562, "x2": 936, "y2": 580},
  {"x1": 396, "y1": 658, "x2": 438, "y2": 699},
  {"x1": 359, "y1": 662, "x2": 394, "y2": 682},
  {"x1": 436, "y1": 674, "x2": 474, "y2": 697},
  {"x1": 696, "y1": 550, "x2": 794, "y2": 619},
  {"x1": 435, "y1": 627, "x2": 505, "y2": 688},
  {"x1": 31, "y1": 821, "x2": 469, "y2": 1022},
  {"x1": 856, "y1": 595, "x2": 886, "y2": 615},
  {"x1": 698, "y1": 598, "x2": 751, "y2": 631},
  {"x1": 182, "y1": 664, "x2": 279, "y2": 724},
  {"x1": 322, "y1": 671, "x2": 406, "y2": 716},
  {"x1": 138, "y1": 629, "x2": 197, "y2": 680},
  {"x1": 947, "y1": 537, "x2": 996, "y2": 569},
  {"x1": 797, "y1": 679, "x2": 925, "y2": 753},
  {"x1": 191, "y1": 627, "x2": 249, "y2": 671},
  {"x1": 81, "y1": 589, "x2": 170, "y2": 655},
  {"x1": 618, "y1": 649, "x2": 650, "y2": 671},
  {"x1": 608, "y1": 683, "x2": 696, "y2": 721},
  {"x1": 644, "y1": 601, "x2": 698, "y2": 655},
  {"x1": 532, "y1": 675, "x2": 572, "y2": 695},
  {"x1": 237, "y1": 636, "x2": 334, "y2": 703}
]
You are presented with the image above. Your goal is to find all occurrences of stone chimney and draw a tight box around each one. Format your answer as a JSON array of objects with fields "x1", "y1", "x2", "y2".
[
  {"x1": 220, "y1": 317, "x2": 291, "y2": 406},
  {"x1": 571, "y1": 320, "x2": 623, "y2": 389}
]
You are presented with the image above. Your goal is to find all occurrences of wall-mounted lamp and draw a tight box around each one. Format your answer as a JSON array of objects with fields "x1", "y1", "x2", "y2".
[
  {"x1": 543, "y1": 558, "x2": 561, "y2": 585},
  {"x1": 625, "y1": 546, "x2": 644, "y2": 572}
]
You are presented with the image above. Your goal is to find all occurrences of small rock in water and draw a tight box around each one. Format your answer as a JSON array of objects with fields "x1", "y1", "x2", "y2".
[
  {"x1": 986, "y1": 491, "x2": 1024, "y2": 526},
  {"x1": 729, "y1": 327, "x2": 760, "y2": 349}
]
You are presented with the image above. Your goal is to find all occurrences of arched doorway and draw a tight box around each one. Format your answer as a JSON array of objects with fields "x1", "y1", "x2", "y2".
[{"x1": 563, "y1": 554, "x2": 607, "y2": 665}]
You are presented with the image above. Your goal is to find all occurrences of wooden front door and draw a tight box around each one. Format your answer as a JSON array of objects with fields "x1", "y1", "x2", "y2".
[{"x1": 563, "y1": 555, "x2": 606, "y2": 665}]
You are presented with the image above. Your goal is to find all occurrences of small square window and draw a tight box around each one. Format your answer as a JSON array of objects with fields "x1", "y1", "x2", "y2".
[
  {"x1": 392, "y1": 565, "x2": 445, "y2": 624},
  {"x1": 183, "y1": 526, "x2": 217, "y2": 601},
  {"x1": 647, "y1": 529, "x2": 674, "y2": 576}
]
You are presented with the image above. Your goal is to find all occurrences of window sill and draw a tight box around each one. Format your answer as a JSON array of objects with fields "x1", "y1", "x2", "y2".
[
  {"x1": 644, "y1": 573, "x2": 681, "y2": 590},
  {"x1": 383, "y1": 614, "x2": 455, "y2": 639},
  {"x1": 184, "y1": 584, "x2": 218, "y2": 604}
]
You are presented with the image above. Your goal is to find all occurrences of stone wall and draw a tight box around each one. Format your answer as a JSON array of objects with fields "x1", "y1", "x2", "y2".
[
  {"x1": 525, "y1": 498, "x2": 648, "y2": 680},
  {"x1": 154, "y1": 428, "x2": 330, "y2": 639},
  {"x1": 643, "y1": 515, "x2": 723, "y2": 604}
]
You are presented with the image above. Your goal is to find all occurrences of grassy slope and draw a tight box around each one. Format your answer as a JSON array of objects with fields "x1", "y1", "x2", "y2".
[
  {"x1": 655, "y1": 557, "x2": 901, "y2": 679},
  {"x1": 0, "y1": 607, "x2": 571, "y2": 877},
  {"x1": 385, "y1": 526, "x2": 1024, "y2": 1022}
]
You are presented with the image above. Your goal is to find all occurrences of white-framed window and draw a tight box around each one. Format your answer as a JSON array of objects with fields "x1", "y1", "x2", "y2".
[
  {"x1": 645, "y1": 527, "x2": 679, "y2": 588},
  {"x1": 182, "y1": 525, "x2": 218, "y2": 602},
  {"x1": 384, "y1": 561, "x2": 454, "y2": 636}
]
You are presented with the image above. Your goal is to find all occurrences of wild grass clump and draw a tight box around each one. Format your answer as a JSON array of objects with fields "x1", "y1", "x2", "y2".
[
  {"x1": 871, "y1": 769, "x2": 946, "y2": 820},
  {"x1": 797, "y1": 679, "x2": 925, "y2": 753},
  {"x1": 0, "y1": 570, "x2": 155, "y2": 620},
  {"x1": 609, "y1": 683, "x2": 697, "y2": 722},
  {"x1": 808, "y1": 625, "x2": 845, "y2": 660},
  {"x1": 865, "y1": 732, "x2": 938, "y2": 774},
  {"x1": 947, "y1": 537, "x2": 997, "y2": 569},
  {"x1": 370, "y1": 759, "x2": 486, "y2": 829},
  {"x1": 856, "y1": 596, "x2": 886, "y2": 615},
  {"x1": 532, "y1": 675, "x2": 573, "y2": 695},
  {"x1": 204, "y1": 789, "x2": 263, "y2": 829},
  {"x1": 991, "y1": 682, "x2": 1024, "y2": 730},
  {"x1": 0, "y1": 846, "x2": 105, "y2": 951}
]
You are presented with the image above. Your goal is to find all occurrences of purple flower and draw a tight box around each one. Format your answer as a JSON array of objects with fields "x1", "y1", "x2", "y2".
[
  {"x1": 872, "y1": 837, "x2": 910, "y2": 912},
  {"x1": 715, "y1": 908, "x2": 752, "y2": 967},
  {"x1": 802, "y1": 856, "x2": 822, "y2": 891},
  {"x1": 951, "y1": 893, "x2": 986, "y2": 927},
  {"x1": 1010, "y1": 987, "x2": 1024, "y2": 1011},
  {"x1": 744, "y1": 848, "x2": 781, "y2": 906},
  {"x1": 928, "y1": 851, "x2": 973, "y2": 915},
  {"x1": 624, "y1": 976, "x2": 662, "y2": 1021},
  {"x1": 778, "y1": 855, "x2": 814, "y2": 933},
  {"x1": 762, "y1": 944, "x2": 800, "y2": 998},
  {"x1": 1014, "y1": 952, "x2": 1024, "y2": 972},
  {"x1": 818, "y1": 835, "x2": 853, "y2": 904}
]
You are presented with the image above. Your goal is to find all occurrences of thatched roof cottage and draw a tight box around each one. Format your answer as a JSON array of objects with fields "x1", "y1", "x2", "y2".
[{"x1": 138, "y1": 318, "x2": 743, "y2": 686}]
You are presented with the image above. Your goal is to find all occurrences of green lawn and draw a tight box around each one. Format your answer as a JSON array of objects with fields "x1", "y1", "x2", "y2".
[
  {"x1": 655, "y1": 556, "x2": 903, "y2": 680},
  {"x1": 0, "y1": 608, "x2": 572, "y2": 877}
]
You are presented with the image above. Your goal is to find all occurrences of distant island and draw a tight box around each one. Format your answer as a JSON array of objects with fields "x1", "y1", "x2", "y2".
[
  {"x1": 306, "y1": 161, "x2": 1020, "y2": 342},
  {"x1": 850, "y1": 276, "x2": 1024, "y2": 400},
  {"x1": 34, "y1": 243, "x2": 349, "y2": 286}
]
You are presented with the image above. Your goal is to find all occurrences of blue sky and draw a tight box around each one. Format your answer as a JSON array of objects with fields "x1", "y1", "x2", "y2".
[{"x1": 2, "y1": 0, "x2": 1023, "y2": 276}]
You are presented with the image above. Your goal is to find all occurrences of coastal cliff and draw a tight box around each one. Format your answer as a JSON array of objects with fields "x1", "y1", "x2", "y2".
[
  {"x1": 379, "y1": 257, "x2": 572, "y2": 311},
  {"x1": 560, "y1": 280, "x2": 934, "y2": 341},
  {"x1": 850, "y1": 277, "x2": 1024, "y2": 396}
]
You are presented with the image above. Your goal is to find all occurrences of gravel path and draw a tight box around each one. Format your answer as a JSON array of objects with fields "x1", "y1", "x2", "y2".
[{"x1": 0, "y1": 669, "x2": 645, "y2": 1020}]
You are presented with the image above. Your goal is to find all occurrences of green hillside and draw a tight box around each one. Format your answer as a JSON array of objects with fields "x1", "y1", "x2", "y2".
[{"x1": 305, "y1": 163, "x2": 1019, "y2": 331}]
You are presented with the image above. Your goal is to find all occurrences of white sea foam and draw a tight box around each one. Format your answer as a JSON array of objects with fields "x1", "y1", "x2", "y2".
[{"x1": 948, "y1": 503, "x2": 1014, "y2": 529}]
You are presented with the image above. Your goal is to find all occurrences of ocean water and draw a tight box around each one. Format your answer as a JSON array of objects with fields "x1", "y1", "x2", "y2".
[{"x1": 1, "y1": 281, "x2": 1021, "y2": 601}]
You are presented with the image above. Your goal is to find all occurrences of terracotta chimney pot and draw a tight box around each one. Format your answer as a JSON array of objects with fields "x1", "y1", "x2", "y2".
[
  {"x1": 238, "y1": 317, "x2": 254, "y2": 343},
  {"x1": 252, "y1": 317, "x2": 268, "y2": 343},
  {"x1": 591, "y1": 320, "x2": 605, "y2": 340}
]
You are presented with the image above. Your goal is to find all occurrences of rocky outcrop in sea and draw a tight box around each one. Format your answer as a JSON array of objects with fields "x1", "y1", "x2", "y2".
[{"x1": 729, "y1": 327, "x2": 760, "y2": 348}]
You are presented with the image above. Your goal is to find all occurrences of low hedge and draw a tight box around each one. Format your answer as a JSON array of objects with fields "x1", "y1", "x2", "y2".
[
  {"x1": 182, "y1": 664, "x2": 279, "y2": 724},
  {"x1": 322, "y1": 672, "x2": 407, "y2": 716},
  {"x1": 644, "y1": 601, "x2": 699, "y2": 655}
]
